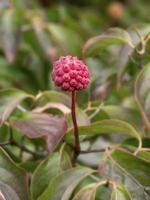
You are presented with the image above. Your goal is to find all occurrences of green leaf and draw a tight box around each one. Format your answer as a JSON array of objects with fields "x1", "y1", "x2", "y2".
[
  {"x1": 117, "y1": 24, "x2": 150, "y2": 80},
  {"x1": 47, "y1": 23, "x2": 82, "y2": 56},
  {"x1": 31, "y1": 151, "x2": 72, "y2": 200},
  {"x1": 137, "y1": 151, "x2": 150, "y2": 162},
  {"x1": 35, "y1": 91, "x2": 71, "y2": 108},
  {"x1": 103, "y1": 106, "x2": 141, "y2": 126},
  {"x1": 83, "y1": 28, "x2": 133, "y2": 56},
  {"x1": 0, "y1": 9, "x2": 22, "y2": 62},
  {"x1": 33, "y1": 102, "x2": 71, "y2": 115},
  {"x1": 92, "y1": 105, "x2": 142, "y2": 128},
  {"x1": 10, "y1": 112, "x2": 67, "y2": 153},
  {"x1": 73, "y1": 180, "x2": 111, "y2": 200},
  {"x1": 0, "y1": 148, "x2": 29, "y2": 200},
  {"x1": 67, "y1": 119, "x2": 142, "y2": 151},
  {"x1": 116, "y1": 45, "x2": 133, "y2": 83},
  {"x1": 121, "y1": 139, "x2": 150, "y2": 162},
  {"x1": 0, "y1": 88, "x2": 33, "y2": 125},
  {"x1": 129, "y1": 23, "x2": 150, "y2": 45},
  {"x1": 123, "y1": 138, "x2": 150, "y2": 148},
  {"x1": 72, "y1": 183, "x2": 97, "y2": 200},
  {"x1": 38, "y1": 167, "x2": 94, "y2": 200},
  {"x1": 110, "y1": 148, "x2": 150, "y2": 187},
  {"x1": 31, "y1": 16, "x2": 53, "y2": 59},
  {"x1": 35, "y1": 91, "x2": 90, "y2": 127},
  {"x1": 0, "y1": 58, "x2": 25, "y2": 88},
  {"x1": 135, "y1": 63, "x2": 150, "y2": 121},
  {"x1": 111, "y1": 183, "x2": 132, "y2": 200},
  {"x1": 66, "y1": 108, "x2": 90, "y2": 128},
  {"x1": 135, "y1": 63, "x2": 150, "y2": 109}
]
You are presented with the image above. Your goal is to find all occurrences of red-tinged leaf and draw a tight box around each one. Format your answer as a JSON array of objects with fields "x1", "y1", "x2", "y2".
[
  {"x1": 0, "y1": 184, "x2": 20, "y2": 200},
  {"x1": 0, "y1": 191, "x2": 6, "y2": 200},
  {"x1": 10, "y1": 112, "x2": 67, "y2": 153},
  {"x1": 0, "y1": 88, "x2": 33, "y2": 126}
]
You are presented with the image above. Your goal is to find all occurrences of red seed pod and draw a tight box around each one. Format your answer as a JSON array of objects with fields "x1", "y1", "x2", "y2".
[{"x1": 52, "y1": 56, "x2": 90, "y2": 91}]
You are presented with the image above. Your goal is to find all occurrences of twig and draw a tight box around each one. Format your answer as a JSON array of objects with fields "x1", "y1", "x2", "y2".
[
  {"x1": 80, "y1": 147, "x2": 110, "y2": 154},
  {"x1": 0, "y1": 139, "x2": 45, "y2": 158},
  {"x1": 0, "y1": 142, "x2": 11, "y2": 146},
  {"x1": 11, "y1": 140, "x2": 39, "y2": 158},
  {"x1": 71, "y1": 91, "x2": 80, "y2": 163}
]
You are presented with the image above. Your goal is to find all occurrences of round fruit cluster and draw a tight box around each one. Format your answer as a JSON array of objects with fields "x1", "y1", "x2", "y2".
[{"x1": 52, "y1": 56, "x2": 90, "y2": 91}]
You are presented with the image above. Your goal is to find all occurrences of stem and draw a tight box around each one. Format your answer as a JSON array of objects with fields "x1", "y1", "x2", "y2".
[
  {"x1": 71, "y1": 91, "x2": 80, "y2": 162},
  {"x1": 80, "y1": 148, "x2": 106, "y2": 154},
  {"x1": 0, "y1": 142, "x2": 10, "y2": 146},
  {"x1": 0, "y1": 140, "x2": 45, "y2": 158}
]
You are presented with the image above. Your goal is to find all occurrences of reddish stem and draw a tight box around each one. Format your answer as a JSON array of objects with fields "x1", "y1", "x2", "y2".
[{"x1": 71, "y1": 91, "x2": 80, "y2": 161}]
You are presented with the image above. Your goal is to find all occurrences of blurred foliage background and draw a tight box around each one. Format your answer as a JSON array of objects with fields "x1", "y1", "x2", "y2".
[
  {"x1": 0, "y1": 0, "x2": 149, "y2": 95},
  {"x1": 0, "y1": 1, "x2": 150, "y2": 199}
]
